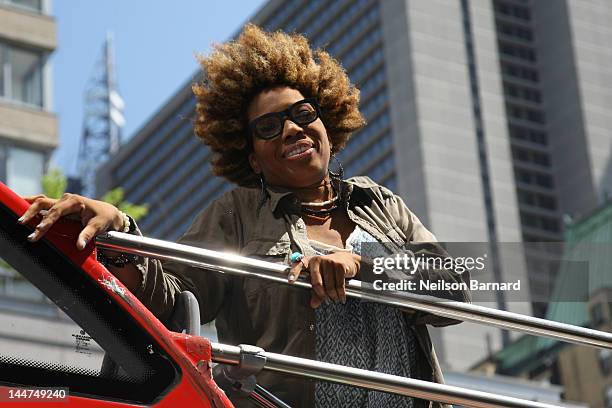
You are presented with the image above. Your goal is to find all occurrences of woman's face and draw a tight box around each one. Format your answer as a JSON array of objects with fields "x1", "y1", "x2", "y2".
[{"x1": 247, "y1": 87, "x2": 331, "y2": 188}]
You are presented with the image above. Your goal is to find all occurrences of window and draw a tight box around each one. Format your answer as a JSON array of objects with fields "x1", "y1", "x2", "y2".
[
  {"x1": 520, "y1": 211, "x2": 560, "y2": 233},
  {"x1": 510, "y1": 126, "x2": 547, "y2": 145},
  {"x1": 592, "y1": 302, "x2": 606, "y2": 326},
  {"x1": 605, "y1": 385, "x2": 612, "y2": 408},
  {"x1": 502, "y1": 63, "x2": 538, "y2": 82},
  {"x1": 512, "y1": 147, "x2": 551, "y2": 168},
  {"x1": 518, "y1": 191, "x2": 555, "y2": 211},
  {"x1": 530, "y1": 130, "x2": 547, "y2": 144},
  {"x1": 515, "y1": 169, "x2": 532, "y2": 183},
  {"x1": 499, "y1": 42, "x2": 536, "y2": 62},
  {"x1": 541, "y1": 218, "x2": 559, "y2": 232},
  {"x1": 498, "y1": 23, "x2": 533, "y2": 41},
  {"x1": 508, "y1": 106, "x2": 545, "y2": 123},
  {"x1": 495, "y1": 2, "x2": 530, "y2": 20},
  {"x1": 510, "y1": 125, "x2": 529, "y2": 140},
  {"x1": 11, "y1": 46, "x2": 42, "y2": 106},
  {"x1": 524, "y1": 88, "x2": 541, "y2": 103},
  {"x1": 0, "y1": 42, "x2": 43, "y2": 107},
  {"x1": 537, "y1": 194, "x2": 556, "y2": 210},
  {"x1": 513, "y1": 6, "x2": 530, "y2": 20},
  {"x1": 518, "y1": 190, "x2": 535, "y2": 205},
  {"x1": 520, "y1": 211, "x2": 537, "y2": 226},
  {"x1": 0, "y1": 47, "x2": 4, "y2": 97},
  {"x1": 527, "y1": 109, "x2": 545, "y2": 124},
  {"x1": 504, "y1": 84, "x2": 542, "y2": 104},
  {"x1": 512, "y1": 147, "x2": 529, "y2": 161},
  {"x1": 517, "y1": 190, "x2": 557, "y2": 210},
  {"x1": 535, "y1": 173, "x2": 553, "y2": 187},
  {"x1": 600, "y1": 349, "x2": 612, "y2": 376},
  {"x1": 533, "y1": 152, "x2": 550, "y2": 166},
  {"x1": 4, "y1": 0, "x2": 42, "y2": 12},
  {"x1": 505, "y1": 83, "x2": 519, "y2": 97},
  {"x1": 4, "y1": 147, "x2": 44, "y2": 196}
]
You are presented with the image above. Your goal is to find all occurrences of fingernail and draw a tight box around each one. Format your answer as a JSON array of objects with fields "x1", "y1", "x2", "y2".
[
  {"x1": 17, "y1": 216, "x2": 25, "y2": 223},
  {"x1": 288, "y1": 274, "x2": 296, "y2": 282},
  {"x1": 27, "y1": 232, "x2": 36, "y2": 241},
  {"x1": 342, "y1": 297, "x2": 347, "y2": 305},
  {"x1": 324, "y1": 298, "x2": 331, "y2": 305},
  {"x1": 77, "y1": 238, "x2": 87, "y2": 250}
]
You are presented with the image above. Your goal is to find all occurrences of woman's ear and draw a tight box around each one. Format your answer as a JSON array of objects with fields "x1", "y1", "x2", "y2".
[{"x1": 248, "y1": 152, "x2": 261, "y2": 174}]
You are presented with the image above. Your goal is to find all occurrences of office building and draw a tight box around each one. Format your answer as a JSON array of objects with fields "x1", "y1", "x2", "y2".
[
  {"x1": 0, "y1": 0, "x2": 58, "y2": 195},
  {"x1": 97, "y1": 0, "x2": 612, "y2": 370},
  {"x1": 474, "y1": 203, "x2": 612, "y2": 407},
  {"x1": 0, "y1": 0, "x2": 87, "y2": 373}
]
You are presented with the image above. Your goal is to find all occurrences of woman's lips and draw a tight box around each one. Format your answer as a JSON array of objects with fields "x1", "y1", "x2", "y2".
[{"x1": 285, "y1": 146, "x2": 315, "y2": 160}]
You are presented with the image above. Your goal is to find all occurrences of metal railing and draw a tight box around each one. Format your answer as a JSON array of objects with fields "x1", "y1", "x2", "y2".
[
  {"x1": 96, "y1": 231, "x2": 605, "y2": 407},
  {"x1": 97, "y1": 231, "x2": 612, "y2": 350},
  {"x1": 212, "y1": 342, "x2": 559, "y2": 408}
]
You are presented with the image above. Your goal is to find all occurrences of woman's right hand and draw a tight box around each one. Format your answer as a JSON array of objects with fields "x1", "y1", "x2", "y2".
[
  {"x1": 18, "y1": 193, "x2": 124, "y2": 250},
  {"x1": 288, "y1": 252, "x2": 361, "y2": 308}
]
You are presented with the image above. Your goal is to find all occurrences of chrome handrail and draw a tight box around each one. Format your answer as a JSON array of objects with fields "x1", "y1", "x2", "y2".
[
  {"x1": 96, "y1": 231, "x2": 588, "y2": 407},
  {"x1": 97, "y1": 231, "x2": 612, "y2": 350},
  {"x1": 212, "y1": 342, "x2": 559, "y2": 408}
]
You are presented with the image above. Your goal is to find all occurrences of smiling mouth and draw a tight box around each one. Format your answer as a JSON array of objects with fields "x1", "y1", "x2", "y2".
[
  {"x1": 287, "y1": 145, "x2": 312, "y2": 157},
  {"x1": 285, "y1": 143, "x2": 316, "y2": 159}
]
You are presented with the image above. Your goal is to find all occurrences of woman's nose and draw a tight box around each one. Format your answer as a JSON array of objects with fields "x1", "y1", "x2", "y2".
[{"x1": 282, "y1": 118, "x2": 304, "y2": 141}]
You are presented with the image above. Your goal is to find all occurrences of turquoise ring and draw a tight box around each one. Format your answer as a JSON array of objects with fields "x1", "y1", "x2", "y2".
[{"x1": 290, "y1": 252, "x2": 304, "y2": 264}]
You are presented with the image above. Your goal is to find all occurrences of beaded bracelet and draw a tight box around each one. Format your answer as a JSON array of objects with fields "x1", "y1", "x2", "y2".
[
  {"x1": 97, "y1": 212, "x2": 138, "y2": 267},
  {"x1": 97, "y1": 250, "x2": 139, "y2": 268}
]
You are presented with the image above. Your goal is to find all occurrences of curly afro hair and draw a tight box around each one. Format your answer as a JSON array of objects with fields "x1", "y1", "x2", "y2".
[{"x1": 192, "y1": 23, "x2": 366, "y2": 187}]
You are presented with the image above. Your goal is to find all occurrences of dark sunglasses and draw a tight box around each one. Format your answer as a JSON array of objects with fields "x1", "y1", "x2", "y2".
[{"x1": 248, "y1": 98, "x2": 321, "y2": 140}]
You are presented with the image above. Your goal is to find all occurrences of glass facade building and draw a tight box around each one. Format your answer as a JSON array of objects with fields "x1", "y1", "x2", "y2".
[{"x1": 97, "y1": 0, "x2": 612, "y2": 370}]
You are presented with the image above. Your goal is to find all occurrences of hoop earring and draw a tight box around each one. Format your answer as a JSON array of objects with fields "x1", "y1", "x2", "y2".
[
  {"x1": 257, "y1": 174, "x2": 269, "y2": 212},
  {"x1": 329, "y1": 154, "x2": 344, "y2": 181},
  {"x1": 329, "y1": 154, "x2": 344, "y2": 201}
]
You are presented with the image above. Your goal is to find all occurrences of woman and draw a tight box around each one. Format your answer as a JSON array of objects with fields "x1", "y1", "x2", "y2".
[{"x1": 19, "y1": 25, "x2": 469, "y2": 408}]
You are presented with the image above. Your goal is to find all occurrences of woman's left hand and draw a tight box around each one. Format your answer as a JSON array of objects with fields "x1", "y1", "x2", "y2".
[{"x1": 288, "y1": 252, "x2": 360, "y2": 308}]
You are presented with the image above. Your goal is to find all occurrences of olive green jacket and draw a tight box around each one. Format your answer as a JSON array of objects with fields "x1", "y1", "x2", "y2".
[{"x1": 134, "y1": 176, "x2": 471, "y2": 408}]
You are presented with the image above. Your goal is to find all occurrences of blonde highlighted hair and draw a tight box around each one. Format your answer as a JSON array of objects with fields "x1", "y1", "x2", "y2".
[{"x1": 193, "y1": 24, "x2": 365, "y2": 186}]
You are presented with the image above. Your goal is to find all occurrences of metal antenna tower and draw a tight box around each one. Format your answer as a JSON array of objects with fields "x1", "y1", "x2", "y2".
[{"x1": 71, "y1": 31, "x2": 125, "y2": 197}]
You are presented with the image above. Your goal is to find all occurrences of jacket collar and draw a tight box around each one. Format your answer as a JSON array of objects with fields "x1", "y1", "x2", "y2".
[
  {"x1": 264, "y1": 176, "x2": 376, "y2": 213},
  {"x1": 266, "y1": 187, "x2": 294, "y2": 213}
]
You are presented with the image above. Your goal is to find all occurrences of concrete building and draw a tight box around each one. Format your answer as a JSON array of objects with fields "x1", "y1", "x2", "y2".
[
  {"x1": 0, "y1": 0, "x2": 92, "y2": 379},
  {"x1": 444, "y1": 371, "x2": 586, "y2": 408},
  {"x1": 473, "y1": 203, "x2": 612, "y2": 407},
  {"x1": 97, "y1": 0, "x2": 612, "y2": 371},
  {"x1": 0, "y1": 0, "x2": 58, "y2": 195}
]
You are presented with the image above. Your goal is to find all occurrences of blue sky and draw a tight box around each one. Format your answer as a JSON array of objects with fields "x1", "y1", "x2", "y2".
[{"x1": 52, "y1": 0, "x2": 266, "y2": 176}]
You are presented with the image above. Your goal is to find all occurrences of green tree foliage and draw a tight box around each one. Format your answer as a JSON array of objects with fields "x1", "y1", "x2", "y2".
[
  {"x1": 101, "y1": 187, "x2": 148, "y2": 221},
  {"x1": 41, "y1": 169, "x2": 148, "y2": 221},
  {"x1": 41, "y1": 169, "x2": 67, "y2": 199}
]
